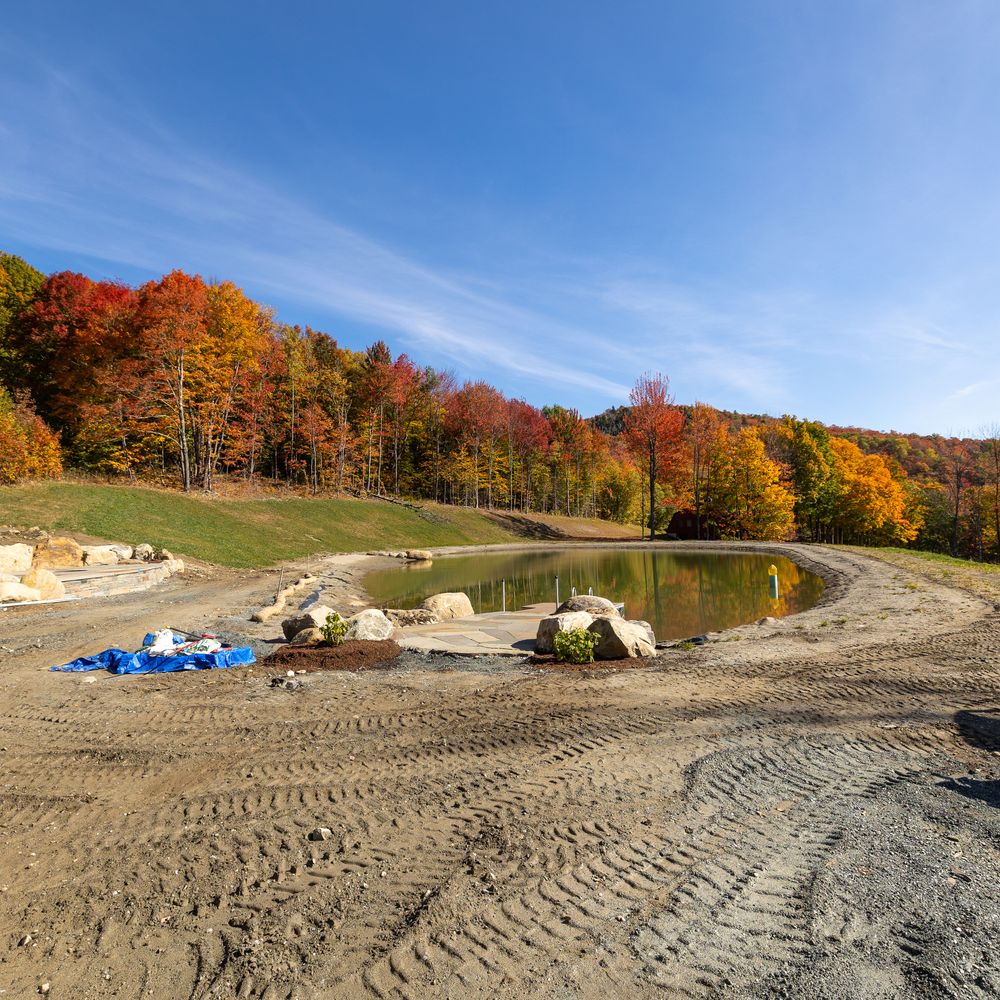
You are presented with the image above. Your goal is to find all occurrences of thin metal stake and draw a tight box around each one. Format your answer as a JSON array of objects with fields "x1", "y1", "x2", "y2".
[
  {"x1": 502, "y1": 578, "x2": 507, "y2": 612},
  {"x1": 555, "y1": 575, "x2": 560, "y2": 606}
]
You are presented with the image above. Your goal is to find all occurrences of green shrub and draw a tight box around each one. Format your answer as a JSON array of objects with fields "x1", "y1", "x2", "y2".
[
  {"x1": 321, "y1": 612, "x2": 349, "y2": 646},
  {"x1": 553, "y1": 627, "x2": 599, "y2": 664}
]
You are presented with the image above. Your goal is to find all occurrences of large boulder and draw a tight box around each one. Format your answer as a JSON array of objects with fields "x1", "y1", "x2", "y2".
[
  {"x1": 281, "y1": 604, "x2": 335, "y2": 641},
  {"x1": 291, "y1": 627, "x2": 325, "y2": 645},
  {"x1": 0, "y1": 543, "x2": 33, "y2": 574},
  {"x1": 587, "y1": 617, "x2": 656, "y2": 660},
  {"x1": 406, "y1": 549, "x2": 433, "y2": 561},
  {"x1": 345, "y1": 608, "x2": 395, "y2": 641},
  {"x1": 109, "y1": 543, "x2": 134, "y2": 561},
  {"x1": 385, "y1": 608, "x2": 440, "y2": 627},
  {"x1": 83, "y1": 545, "x2": 120, "y2": 566},
  {"x1": 419, "y1": 592, "x2": 474, "y2": 620},
  {"x1": 0, "y1": 582, "x2": 42, "y2": 603},
  {"x1": 535, "y1": 611, "x2": 595, "y2": 654},
  {"x1": 632, "y1": 619, "x2": 656, "y2": 646},
  {"x1": 134, "y1": 543, "x2": 156, "y2": 561},
  {"x1": 20, "y1": 567, "x2": 66, "y2": 601},
  {"x1": 33, "y1": 537, "x2": 84, "y2": 569},
  {"x1": 0, "y1": 572, "x2": 18, "y2": 583},
  {"x1": 556, "y1": 595, "x2": 621, "y2": 618}
]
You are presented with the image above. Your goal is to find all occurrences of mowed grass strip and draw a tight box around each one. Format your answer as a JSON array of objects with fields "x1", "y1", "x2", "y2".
[{"x1": 0, "y1": 482, "x2": 521, "y2": 567}]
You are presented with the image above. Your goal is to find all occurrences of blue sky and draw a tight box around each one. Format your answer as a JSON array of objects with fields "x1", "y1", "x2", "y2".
[{"x1": 2, "y1": 1, "x2": 999, "y2": 434}]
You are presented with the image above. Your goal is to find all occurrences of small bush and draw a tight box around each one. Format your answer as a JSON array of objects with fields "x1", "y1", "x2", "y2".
[
  {"x1": 553, "y1": 627, "x2": 598, "y2": 664},
  {"x1": 321, "y1": 612, "x2": 349, "y2": 646}
]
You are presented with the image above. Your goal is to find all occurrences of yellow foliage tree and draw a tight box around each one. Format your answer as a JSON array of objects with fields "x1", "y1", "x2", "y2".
[
  {"x1": 0, "y1": 390, "x2": 62, "y2": 484},
  {"x1": 829, "y1": 438, "x2": 919, "y2": 544},
  {"x1": 708, "y1": 427, "x2": 796, "y2": 540}
]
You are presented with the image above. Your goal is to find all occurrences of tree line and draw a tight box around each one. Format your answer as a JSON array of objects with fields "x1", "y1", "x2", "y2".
[{"x1": 0, "y1": 249, "x2": 982, "y2": 555}]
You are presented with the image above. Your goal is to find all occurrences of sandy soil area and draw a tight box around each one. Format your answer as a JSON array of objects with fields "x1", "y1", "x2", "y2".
[{"x1": 2, "y1": 543, "x2": 1000, "y2": 999}]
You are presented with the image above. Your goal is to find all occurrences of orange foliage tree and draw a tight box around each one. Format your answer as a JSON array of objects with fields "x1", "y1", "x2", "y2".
[{"x1": 624, "y1": 373, "x2": 685, "y2": 538}]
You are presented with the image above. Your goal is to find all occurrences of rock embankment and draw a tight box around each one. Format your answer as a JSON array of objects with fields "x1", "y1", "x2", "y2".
[{"x1": 0, "y1": 534, "x2": 183, "y2": 603}]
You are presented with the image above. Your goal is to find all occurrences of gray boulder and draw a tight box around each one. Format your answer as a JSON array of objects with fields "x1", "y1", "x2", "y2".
[
  {"x1": 535, "y1": 611, "x2": 595, "y2": 654},
  {"x1": 556, "y1": 595, "x2": 621, "y2": 617},
  {"x1": 345, "y1": 608, "x2": 395, "y2": 641},
  {"x1": 281, "y1": 604, "x2": 335, "y2": 641},
  {"x1": 587, "y1": 617, "x2": 656, "y2": 659},
  {"x1": 419, "y1": 592, "x2": 474, "y2": 620}
]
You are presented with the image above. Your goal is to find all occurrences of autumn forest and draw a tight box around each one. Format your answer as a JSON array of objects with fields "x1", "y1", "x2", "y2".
[{"x1": 1, "y1": 250, "x2": 996, "y2": 559}]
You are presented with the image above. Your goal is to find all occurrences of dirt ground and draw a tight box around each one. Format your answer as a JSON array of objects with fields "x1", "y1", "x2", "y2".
[{"x1": 2, "y1": 543, "x2": 1000, "y2": 999}]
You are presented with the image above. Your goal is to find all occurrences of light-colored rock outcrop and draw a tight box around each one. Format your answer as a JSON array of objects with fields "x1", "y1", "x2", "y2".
[
  {"x1": 631, "y1": 619, "x2": 656, "y2": 646},
  {"x1": 535, "y1": 611, "x2": 595, "y2": 654},
  {"x1": 587, "y1": 616, "x2": 657, "y2": 659},
  {"x1": 419, "y1": 592, "x2": 474, "y2": 620},
  {"x1": 83, "y1": 545, "x2": 120, "y2": 566},
  {"x1": 0, "y1": 582, "x2": 42, "y2": 603},
  {"x1": 406, "y1": 549, "x2": 433, "y2": 561},
  {"x1": 20, "y1": 567, "x2": 66, "y2": 601},
  {"x1": 345, "y1": 608, "x2": 395, "y2": 641},
  {"x1": 0, "y1": 543, "x2": 33, "y2": 574},
  {"x1": 556, "y1": 595, "x2": 621, "y2": 617},
  {"x1": 32, "y1": 537, "x2": 84, "y2": 570},
  {"x1": 281, "y1": 605, "x2": 336, "y2": 641},
  {"x1": 134, "y1": 543, "x2": 156, "y2": 561},
  {"x1": 109, "y1": 544, "x2": 134, "y2": 561}
]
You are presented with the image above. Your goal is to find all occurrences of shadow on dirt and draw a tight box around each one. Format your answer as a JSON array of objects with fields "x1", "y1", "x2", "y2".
[
  {"x1": 939, "y1": 775, "x2": 1000, "y2": 809},
  {"x1": 955, "y1": 709, "x2": 1000, "y2": 752}
]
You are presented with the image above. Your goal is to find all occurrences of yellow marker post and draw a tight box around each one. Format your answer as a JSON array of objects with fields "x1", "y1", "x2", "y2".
[{"x1": 768, "y1": 564, "x2": 780, "y2": 600}]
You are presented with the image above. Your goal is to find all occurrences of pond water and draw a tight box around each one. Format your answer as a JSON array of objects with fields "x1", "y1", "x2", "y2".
[{"x1": 363, "y1": 548, "x2": 824, "y2": 640}]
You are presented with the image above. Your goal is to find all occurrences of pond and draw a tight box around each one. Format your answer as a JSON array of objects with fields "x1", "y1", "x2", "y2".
[{"x1": 363, "y1": 547, "x2": 824, "y2": 640}]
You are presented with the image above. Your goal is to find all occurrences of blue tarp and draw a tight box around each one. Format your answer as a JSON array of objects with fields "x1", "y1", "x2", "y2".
[{"x1": 51, "y1": 638, "x2": 255, "y2": 674}]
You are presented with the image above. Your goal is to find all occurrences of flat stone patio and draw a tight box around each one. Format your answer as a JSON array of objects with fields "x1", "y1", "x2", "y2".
[{"x1": 397, "y1": 602, "x2": 556, "y2": 656}]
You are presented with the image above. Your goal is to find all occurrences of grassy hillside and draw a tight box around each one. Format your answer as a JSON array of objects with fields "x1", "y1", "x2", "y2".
[{"x1": 0, "y1": 483, "x2": 638, "y2": 568}]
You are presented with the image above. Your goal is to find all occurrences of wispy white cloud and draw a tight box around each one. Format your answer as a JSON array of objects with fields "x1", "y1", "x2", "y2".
[
  {"x1": 2, "y1": 49, "x2": 998, "y2": 433},
  {"x1": 0, "y1": 56, "x2": 631, "y2": 400}
]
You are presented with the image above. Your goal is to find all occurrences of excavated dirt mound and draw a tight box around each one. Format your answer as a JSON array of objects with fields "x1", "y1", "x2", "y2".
[
  {"x1": 264, "y1": 639, "x2": 402, "y2": 672},
  {"x1": 3, "y1": 543, "x2": 1000, "y2": 999}
]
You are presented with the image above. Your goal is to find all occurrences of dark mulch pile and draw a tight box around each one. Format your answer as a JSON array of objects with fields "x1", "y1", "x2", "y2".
[
  {"x1": 527, "y1": 653, "x2": 656, "y2": 671},
  {"x1": 265, "y1": 640, "x2": 402, "y2": 673}
]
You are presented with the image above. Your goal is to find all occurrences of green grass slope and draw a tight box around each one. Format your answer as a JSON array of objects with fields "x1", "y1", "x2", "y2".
[{"x1": 0, "y1": 483, "x2": 526, "y2": 567}]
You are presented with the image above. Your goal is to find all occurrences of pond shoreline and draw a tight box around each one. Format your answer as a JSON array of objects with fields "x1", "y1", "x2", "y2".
[{"x1": 351, "y1": 540, "x2": 833, "y2": 645}]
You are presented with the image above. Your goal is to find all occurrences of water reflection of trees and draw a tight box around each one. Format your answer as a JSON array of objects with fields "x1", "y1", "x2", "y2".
[{"x1": 364, "y1": 551, "x2": 824, "y2": 641}]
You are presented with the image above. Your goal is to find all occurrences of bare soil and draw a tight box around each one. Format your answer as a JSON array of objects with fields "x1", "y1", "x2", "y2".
[{"x1": 2, "y1": 543, "x2": 1000, "y2": 999}]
